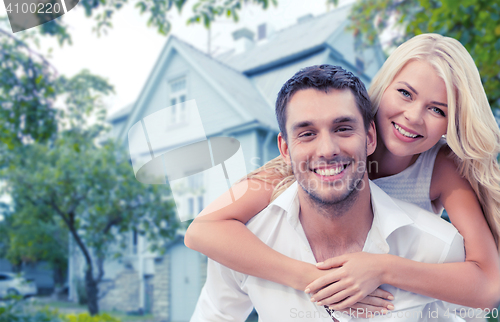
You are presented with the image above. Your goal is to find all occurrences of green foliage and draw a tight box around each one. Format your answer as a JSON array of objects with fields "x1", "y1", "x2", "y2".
[
  {"x1": 4, "y1": 136, "x2": 179, "y2": 258},
  {"x1": 133, "y1": 0, "x2": 187, "y2": 35},
  {"x1": 349, "y1": 0, "x2": 500, "y2": 110},
  {"x1": 0, "y1": 297, "x2": 120, "y2": 322},
  {"x1": 0, "y1": 24, "x2": 59, "y2": 149},
  {"x1": 188, "y1": 0, "x2": 277, "y2": 28},
  {"x1": 1, "y1": 69, "x2": 179, "y2": 315},
  {"x1": 61, "y1": 313, "x2": 120, "y2": 322},
  {"x1": 5, "y1": 215, "x2": 68, "y2": 271},
  {"x1": 0, "y1": 299, "x2": 62, "y2": 322}
]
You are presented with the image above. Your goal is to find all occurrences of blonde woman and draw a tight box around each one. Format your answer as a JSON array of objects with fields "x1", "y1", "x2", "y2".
[{"x1": 185, "y1": 33, "x2": 500, "y2": 311}]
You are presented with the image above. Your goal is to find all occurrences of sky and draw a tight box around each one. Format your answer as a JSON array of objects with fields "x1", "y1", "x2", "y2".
[{"x1": 0, "y1": 0, "x2": 356, "y2": 117}]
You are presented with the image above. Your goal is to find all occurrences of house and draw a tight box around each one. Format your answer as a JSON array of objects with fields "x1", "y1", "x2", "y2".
[{"x1": 68, "y1": 4, "x2": 385, "y2": 321}]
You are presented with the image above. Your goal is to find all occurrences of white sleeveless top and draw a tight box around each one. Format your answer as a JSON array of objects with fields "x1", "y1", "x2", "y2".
[{"x1": 372, "y1": 139, "x2": 447, "y2": 215}]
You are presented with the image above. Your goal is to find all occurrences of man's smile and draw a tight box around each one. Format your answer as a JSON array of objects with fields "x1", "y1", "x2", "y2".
[{"x1": 312, "y1": 163, "x2": 349, "y2": 176}]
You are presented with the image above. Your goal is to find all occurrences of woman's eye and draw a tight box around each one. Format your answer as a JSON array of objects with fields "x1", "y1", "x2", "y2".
[
  {"x1": 431, "y1": 106, "x2": 446, "y2": 117},
  {"x1": 398, "y1": 89, "x2": 412, "y2": 98}
]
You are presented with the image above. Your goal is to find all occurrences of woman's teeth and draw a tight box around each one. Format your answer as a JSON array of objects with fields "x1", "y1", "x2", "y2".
[
  {"x1": 394, "y1": 123, "x2": 418, "y2": 138},
  {"x1": 315, "y1": 167, "x2": 344, "y2": 176}
]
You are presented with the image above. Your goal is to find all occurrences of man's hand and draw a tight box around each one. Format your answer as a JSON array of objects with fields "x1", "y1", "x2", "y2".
[
  {"x1": 306, "y1": 252, "x2": 393, "y2": 310},
  {"x1": 337, "y1": 288, "x2": 395, "y2": 317}
]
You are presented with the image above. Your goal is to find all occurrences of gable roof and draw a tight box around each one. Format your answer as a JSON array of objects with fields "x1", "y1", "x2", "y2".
[
  {"x1": 117, "y1": 35, "x2": 278, "y2": 142},
  {"x1": 170, "y1": 37, "x2": 277, "y2": 132},
  {"x1": 217, "y1": 4, "x2": 351, "y2": 74},
  {"x1": 107, "y1": 103, "x2": 133, "y2": 123}
]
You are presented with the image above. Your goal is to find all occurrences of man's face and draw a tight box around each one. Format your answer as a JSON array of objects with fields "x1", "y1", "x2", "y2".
[{"x1": 278, "y1": 88, "x2": 376, "y2": 205}]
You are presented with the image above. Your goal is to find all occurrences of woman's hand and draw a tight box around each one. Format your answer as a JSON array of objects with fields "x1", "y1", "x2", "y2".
[{"x1": 306, "y1": 252, "x2": 390, "y2": 309}]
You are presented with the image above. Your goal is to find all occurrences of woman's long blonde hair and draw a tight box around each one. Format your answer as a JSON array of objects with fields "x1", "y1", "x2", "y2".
[{"x1": 246, "y1": 33, "x2": 500, "y2": 249}]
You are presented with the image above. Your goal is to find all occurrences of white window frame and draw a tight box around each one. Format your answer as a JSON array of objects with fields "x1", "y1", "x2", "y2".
[
  {"x1": 168, "y1": 76, "x2": 188, "y2": 125},
  {"x1": 185, "y1": 172, "x2": 205, "y2": 217}
]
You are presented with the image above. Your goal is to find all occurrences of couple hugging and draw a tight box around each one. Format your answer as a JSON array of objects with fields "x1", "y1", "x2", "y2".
[{"x1": 186, "y1": 34, "x2": 500, "y2": 321}]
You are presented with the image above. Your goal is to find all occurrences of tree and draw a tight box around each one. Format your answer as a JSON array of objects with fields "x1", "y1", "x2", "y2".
[
  {"x1": 0, "y1": 23, "x2": 59, "y2": 149},
  {"x1": 1, "y1": 71, "x2": 180, "y2": 315},
  {"x1": 349, "y1": 0, "x2": 500, "y2": 110},
  {"x1": 3, "y1": 208, "x2": 68, "y2": 286}
]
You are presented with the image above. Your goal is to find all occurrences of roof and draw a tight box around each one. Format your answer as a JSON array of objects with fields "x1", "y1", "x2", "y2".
[
  {"x1": 170, "y1": 37, "x2": 277, "y2": 132},
  {"x1": 107, "y1": 103, "x2": 133, "y2": 123},
  {"x1": 217, "y1": 4, "x2": 351, "y2": 73}
]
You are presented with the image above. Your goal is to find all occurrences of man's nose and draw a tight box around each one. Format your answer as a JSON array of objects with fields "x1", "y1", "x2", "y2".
[{"x1": 316, "y1": 134, "x2": 340, "y2": 158}]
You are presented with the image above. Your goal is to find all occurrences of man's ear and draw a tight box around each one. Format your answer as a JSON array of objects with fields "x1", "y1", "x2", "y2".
[
  {"x1": 278, "y1": 133, "x2": 291, "y2": 166},
  {"x1": 367, "y1": 121, "x2": 377, "y2": 156}
]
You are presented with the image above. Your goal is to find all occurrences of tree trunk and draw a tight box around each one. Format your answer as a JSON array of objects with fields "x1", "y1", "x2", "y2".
[
  {"x1": 64, "y1": 213, "x2": 101, "y2": 315},
  {"x1": 85, "y1": 267, "x2": 99, "y2": 315}
]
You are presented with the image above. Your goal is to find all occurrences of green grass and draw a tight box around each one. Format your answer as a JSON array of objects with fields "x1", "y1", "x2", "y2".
[
  {"x1": 28, "y1": 297, "x2": 155, "y2": 322},
  {"x1": 97, "y1": 312, "x2": 154, "y2": 322}
]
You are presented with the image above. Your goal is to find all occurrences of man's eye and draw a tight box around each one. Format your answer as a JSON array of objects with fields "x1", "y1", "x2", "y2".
[
  {"x1": 336, "y1": 127, "x2": 351, "y2": 132},
  {"x1": 398, "y1": 89, "x2": 412, "y2": 98},
  {"x1": 299, "y1": 132, "x2": 314, "y2": 138}
]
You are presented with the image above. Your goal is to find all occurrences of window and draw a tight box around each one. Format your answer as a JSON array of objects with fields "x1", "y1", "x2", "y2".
[
  {"x1": 355, "y1": 57, "x2": 365, "y2": 74},
  {"x1": 185, "y1": 173, "x2": 204, "y2": 217},
  {"x1": 188, "y1": 197, "x2": 194, "y2": 216},
  {"x1": 132, "y1": 229, "x2": 138, "y2": 255},
  {"x1": 188, "y1": 172, "x2": 203, "y2": 191},
  {"x1": 258, "y1": 24, "x2": 266, "y2": 40},
  {"x1": 171, "y1": 78, "x2": 186, "y2": 92},
  {"x1": 169, "y1": 77, "x2": 187, "y2": 125},
  {"x1": 197, "y1": 195, "x2": 204, "y2": 213}
]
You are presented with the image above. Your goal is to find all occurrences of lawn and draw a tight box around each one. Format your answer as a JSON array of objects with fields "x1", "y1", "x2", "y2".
[
  {"x1": 32, "y1": 297, "x2": 255, "y2": 321},
  {"x1": 28, "y1": 297, "x2": 155, "y2": 322}
]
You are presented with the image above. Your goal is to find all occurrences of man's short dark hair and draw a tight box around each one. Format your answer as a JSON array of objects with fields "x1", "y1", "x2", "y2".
[{"x1": 276, "y1": 64, "x2": 373, "y2": 140}]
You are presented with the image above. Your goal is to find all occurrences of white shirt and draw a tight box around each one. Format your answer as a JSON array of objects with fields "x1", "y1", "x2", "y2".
[{"x1": 190, "y1": 181, "x2": 466, "y2": 322}]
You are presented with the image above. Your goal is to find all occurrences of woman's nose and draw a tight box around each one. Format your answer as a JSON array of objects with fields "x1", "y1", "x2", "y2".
[{"x1": 403, "y1": 103, "x2": 425, "y2": 125}]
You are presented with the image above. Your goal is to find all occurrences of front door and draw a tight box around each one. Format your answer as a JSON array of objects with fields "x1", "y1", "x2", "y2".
[{"x1": 169, "y1": 242, "x2": 202, "y2": 322}]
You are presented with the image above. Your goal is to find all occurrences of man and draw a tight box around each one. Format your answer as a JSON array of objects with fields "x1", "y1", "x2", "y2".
[{"x1": 190, "y1": 65, "x2": 465, "y2": 321}]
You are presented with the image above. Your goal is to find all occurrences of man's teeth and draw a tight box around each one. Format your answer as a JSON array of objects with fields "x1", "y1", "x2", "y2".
[
  {"x1": 316, "y1": 167, "x2": 344, "y2": 176},
  {"x1": 394, "y1": 123, "x2": 418, "y2": 138}
]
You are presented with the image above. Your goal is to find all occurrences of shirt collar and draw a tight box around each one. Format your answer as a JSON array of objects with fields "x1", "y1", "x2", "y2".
[
  {"x1": 268, "y1": 180, "x2": 415, "y2": 252},
  {"x1": 365, "y1": 180, "x2": 414, "y2": 253},
  {"x1": 270, "y1": 181, "x2": 301, "y2": 229}
]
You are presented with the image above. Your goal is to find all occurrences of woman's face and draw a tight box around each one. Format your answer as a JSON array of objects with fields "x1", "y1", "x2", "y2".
[{"x1": 375, "y1": 60, "x2": 448, "y2": 157}]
